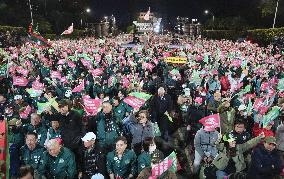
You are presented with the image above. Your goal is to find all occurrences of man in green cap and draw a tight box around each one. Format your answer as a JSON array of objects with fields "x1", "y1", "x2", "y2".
[
  {"x1": 20, "y1": 131, "x2": 46, "y2": 178},
  {"x1": 106, "y1": 136, "x2": 137, "y2": 179},
  {"x1": 43, "y1": 138, "x2": 76, "y2": 178}
]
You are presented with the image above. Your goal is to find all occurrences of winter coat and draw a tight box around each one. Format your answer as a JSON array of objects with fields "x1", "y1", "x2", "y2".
[
  {"x1": 218, "y1": 104, "x2": 236, "y2": 134},
  {"x1": 128, "y1": 116, "x2": 154, "y2": 146},
  {"x1": 194, "y1": 128, "x2": 219, "y2": 158},
  {"x1": 59, "y1": 110, "x2": 83, "y2": 150},
  {"x1": 80, "y1": 144, "x2": 106, "y2": 178},
  {"x1": 213, "y1": 135, "x2": 262, "y2": 172},
  {"x1": 248, "y1": 145, "x2": 282, "y2": 179},
  {"x1": 276, "y1": 123, "x2": 284, "y2": 151}
]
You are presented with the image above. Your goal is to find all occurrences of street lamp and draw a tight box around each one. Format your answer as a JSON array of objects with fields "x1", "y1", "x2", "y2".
[
  {"x1": 204, "y1": 10, "x2": 215, "y2": 30},
  {"x1": 81, "y1": 8, "x2": 91, "y2": 27}
]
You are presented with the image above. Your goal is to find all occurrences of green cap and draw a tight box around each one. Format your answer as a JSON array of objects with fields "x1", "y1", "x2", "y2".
[{"x1": 264, "y1": 136, "x2": 276, "y2": 145}]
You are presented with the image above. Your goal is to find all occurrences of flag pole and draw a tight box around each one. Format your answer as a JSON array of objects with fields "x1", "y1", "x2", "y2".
[{"x1": 28, "y1": 0, "x2": 34, "y2": 25}]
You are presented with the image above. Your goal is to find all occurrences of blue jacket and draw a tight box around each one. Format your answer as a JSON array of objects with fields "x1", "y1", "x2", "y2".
[{"x1": 248, "y1": 145, "x2": 282, "y2": 179}]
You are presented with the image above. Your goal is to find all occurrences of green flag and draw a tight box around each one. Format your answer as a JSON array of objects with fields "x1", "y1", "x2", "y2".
[
  {"x1": 129, "y1": 92, "x2": 152, "y2": 101},
  {"x1": 277, "y1": 78, "x2": 284, "y2": 91},
  {"x1": 263, "y1": 106, "x2": 281, "y2": 127},
  {"x1": 246, "y1": 98, "x2": 253, "y2": 114},
  {"x1": 0, "y1": 64, "x2": 7, "y2": 76},
  {"x1": 37, "y1": 102, "x2": 51, "y2": 114}
]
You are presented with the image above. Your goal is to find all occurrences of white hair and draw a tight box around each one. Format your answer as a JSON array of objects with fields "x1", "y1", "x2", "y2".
[
  {"x1": 158, "y1": 87, "x2": 165, "y2": 94},
  {"x1": 46, "y1": 139, "x2": 60, "y2": 149}
]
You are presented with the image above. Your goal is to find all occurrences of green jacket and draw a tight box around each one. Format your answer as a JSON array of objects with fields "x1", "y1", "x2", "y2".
[
  {"x1": 47, "y1": 127, "x2": 62, "y2": 140},
  {"x1": 113, "y1": 103, "x2": 127, "y2": 123},
  {"x1": 20, "y1": 144, "x2": 46, "y2": 175},
  {"x1": 213, "y1": 135, "x2": 262, "y2": 172},
  {"x1": 137, "y1": 151, "x2": 151, "y2": 174},
  {"x1": 44, "y1": 147, "x2": 76, "y2": 179},
  {"x1": 106, "y1": 149, "x2": 137, "y2": 178},
  {"x1": 23, "y1": 124, "x2": 47, "y2": 147},
  {"x1": 96, "y1": 112, "x2": 121, "y2": 147}
]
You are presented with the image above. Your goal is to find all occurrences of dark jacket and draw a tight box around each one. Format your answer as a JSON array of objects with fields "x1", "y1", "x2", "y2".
[
  {"x1": 248, "y1": 145, "x2": 282, "y2": 179},
  {"x1": 149, "y1": 94, "x2": 173, "y2": 123},
  {"x1": 59, "y1": 110, "x2": 83, "y2": 150},
  {"x1": 81, "y1": 144, "x2": 106, "y2": 178}
]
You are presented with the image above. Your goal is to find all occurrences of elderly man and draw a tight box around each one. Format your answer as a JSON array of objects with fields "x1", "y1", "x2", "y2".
[
  {"x1": 20, "y1": 132, "x2": 46, "y2": 178},
  {"x1": 79, "y1": 132, "x2": 106, "y2": 179},
  {"x1": 106, "y1": 136, "x2": 137, "y2": 179},
  {"x1": 44, "y1": 138, "x2": 76, "y2": 178},
  {"x1": 248, "y1": 136, "x2": 282, "y2": 179},
  {"x1": 149, "y1": 87, "x2": 173, "y2": 141}
]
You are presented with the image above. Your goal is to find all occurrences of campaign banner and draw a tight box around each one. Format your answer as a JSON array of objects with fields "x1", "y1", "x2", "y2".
[
  {"x1": 151, "y1": 151, "x2": 178, "y2": 179},
  {"x1": 32, "y1": 80, "x2": 44, "y2": 91},
  {"x1": 164, "y1": 57, "x2": 187, "y2": 64},
  {"x1": 199, "y1": 114, "x2": 220, "y2": 131},
  {"x1": 12, "y1": 76, "x2": 29, "y2": 86},
  {"x1": 133, "y1": 21, "x2": 153, "y2": 32},
  {"x1": 50, "y1": 71, "x2": 61, "y2": 79},
  {"x1": 123, "y1": 96, "x2": 145, "y2": 109},
  {"x1": 72, "y1": 80, "x2": 85, "y2": 93},
  {"x1": 83, "y1": 96, "x2": 102, "y2": 115},
  {"x1": 37, "y1": 102, "x2": 51, "y2": 114},
  {"x1": 26, "y1": 88, "x2": 43, "y2": 98},
  {"x1": 67, "y1": 60, "x2": 76, "y2": 68},
  {"x1": 91, "y1": 68, "x2": 104, "y2": 77},
  {"x1": 263, "y1": 106, "x2": 280, "y2": 127},
  {"x1": 20, "y1": 105, "x2": 32, "y2": 119},
  {"x1": 16, "y1": 66, "x2": 29, "y2": 76}
]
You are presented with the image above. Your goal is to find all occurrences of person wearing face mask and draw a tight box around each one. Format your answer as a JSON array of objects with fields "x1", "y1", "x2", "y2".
[
  {"x1": 213, "y1": 132, "x2": 265, "y2": 179},
  {"x1": 106, "y1": 136, "x2": 137, "y2": 179},
  {"x1": 20, "y1": 132, "x2": 46, "y2": 178},
  {"x1": 248, "y1": 136, "x2": 282, "y2": 179},
  {"x1": 128, "y1": 110, "x2": 154, "y2": 155},
  {"x1": 96, "y1": 102, "x2": 121, "y2": 152}
]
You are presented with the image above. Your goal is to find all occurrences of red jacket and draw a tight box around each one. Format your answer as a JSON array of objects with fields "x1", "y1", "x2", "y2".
[{"x1": 220, "y1": 75, "x2": 230, "y2": 92}]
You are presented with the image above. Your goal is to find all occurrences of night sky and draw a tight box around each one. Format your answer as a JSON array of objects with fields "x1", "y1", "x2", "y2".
[{"x1": 89, "y1": 0, "x2": 258, "y2": 23}]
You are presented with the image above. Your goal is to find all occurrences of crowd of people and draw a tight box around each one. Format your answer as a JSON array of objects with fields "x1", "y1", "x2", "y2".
[{"x1": 1, "y1": 34, "x2": 284, "y2": 179}]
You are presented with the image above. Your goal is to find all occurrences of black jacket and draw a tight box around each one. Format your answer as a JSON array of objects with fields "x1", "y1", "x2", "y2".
[
  {"x1": 149, "y1": 94, "x2": 173, "y2": 122},
  {"x1": 248, "y1": 145, "x2": 282, "y2": 179},
  {"x1": 59, "y1": 110, "x2": 83, "y2": 150},
  {"x1": 80, "y1": 144, "x2": 106, "y2": 179}
]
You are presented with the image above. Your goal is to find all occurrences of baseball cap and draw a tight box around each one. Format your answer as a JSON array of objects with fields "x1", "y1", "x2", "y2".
[
  {"x1": 264, "y1": 136, "x2": 276, "y2": 145},
  {"x1": 81, "y1": 132, "x2": 96, "y2": 142}
]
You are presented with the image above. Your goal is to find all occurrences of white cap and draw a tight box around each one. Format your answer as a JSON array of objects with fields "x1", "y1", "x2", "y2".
[
  {"x1": 238, "y1": 104, "x2": 247, "y2": 111},
  {"x1": 91, "y1": 173, "x2": 104, "y2": 179},
  {"x1": 81, "y1": 132, "x2": 96, "y2": 142},
  {"x1": 14, "y1": 95, "x2": 22, "y2": 100}
]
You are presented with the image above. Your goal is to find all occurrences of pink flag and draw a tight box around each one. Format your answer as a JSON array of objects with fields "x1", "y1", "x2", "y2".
[
  {"x1": 60, "y1": 76, "x2": 68, "y2": 83},
  {"x1": 32, "y1": 80, "x2": 44, "y2": 90},
  {"x1": 57, "y1": 59, "x2": 65, "y2": 65},
  {"x1": 261, "y1": 82, "x2": 269, "y2": 91},
  {"x1": 72, "y1": 80, "x2": 85, "y2": 93},
  {"x1": 61, "y1": 23, "x2": 73, "y2": 35},
  {"x1": 50, "y1": 71, "x2": 61, "y2": 79},
  {"x1": 122, "y1": 76, "x2": 130, "y2": 88},
  {"x1": 13, "y1": 76, "x2": 29, "y2": 86},
  {"x1": 123, "y1": 96, "x2": 145, "y2": 109},
  {"x1": 253, "y1": 98, "x2": 265, "y2": 111},
  {"x1": 16, "y1": 66, "x2": 29, "y2": 76},
  {"x1": 67, "y1": 60, "x2": 76, "y2": 68},
  {"x1": 199, "y1": 114, "x2": 220, "y2": 131},
  {"x1": 232, "y1": 60, "x2": 242, "y2": 67},
  {"x1": 83, "y1": 96, "x2": 102, "y2": 115},
  {"x1": 195, "y1": 97, "x2": 203, "y2": 104},
  {"x1": 80, "y1": 58, "x2": 92, "y2": 68},
  {"x1": 20, "y1": 105, "x2": 32, "y2": 119},
  {"x1": 143, "y1": 7, "x2": 151, "y2": 21},
  {"x1": 151, "y1": 159, "x2": 173, "y2": 178},
  {"x1": 91, "y1": 68, "x2": 104, "y2": 77}
]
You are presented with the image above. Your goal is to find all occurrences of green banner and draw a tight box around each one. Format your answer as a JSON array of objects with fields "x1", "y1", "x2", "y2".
[{"x1": 263, "y1": 106, "x2": 280, "y2": 127}]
